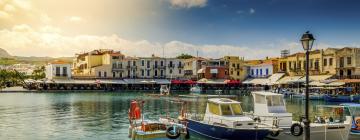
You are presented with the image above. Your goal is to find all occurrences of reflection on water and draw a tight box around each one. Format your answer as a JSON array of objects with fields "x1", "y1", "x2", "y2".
[{"x1": 0, "y1": 92, "x2": 358, "y2": 140}]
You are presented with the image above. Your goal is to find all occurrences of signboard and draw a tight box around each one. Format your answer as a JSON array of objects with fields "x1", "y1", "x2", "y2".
[{"x1": 210, "y1": 69, "x2": 218, "y2": 74}]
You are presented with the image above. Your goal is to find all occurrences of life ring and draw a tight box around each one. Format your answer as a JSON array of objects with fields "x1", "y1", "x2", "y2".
[
  {"x1": 253, "y1": 117, "x2": 261, "y2": 123},
  {"x1": 166, "y1": 125, "x2": 181, "y2": 139},
  {"x1": 270, "y1": 130, "x2": 280, "y2": 137},
  {"x1": 355, "y1": 117, "x2": 360, "y2": 130},
  {"x1": 290, "y1": 123, "x2": 303, "y2": 136}
]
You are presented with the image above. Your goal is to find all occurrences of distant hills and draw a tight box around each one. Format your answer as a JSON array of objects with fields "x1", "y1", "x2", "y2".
[{"x1": 0, "y1": 48, "x2": 73, "y2": 65}]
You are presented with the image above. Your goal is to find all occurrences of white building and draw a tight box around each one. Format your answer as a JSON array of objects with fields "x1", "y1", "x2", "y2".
[
  {"x1": 46, "y1": 61, "x2": 72, "y2": 79},
  {"x1": 249, "y1": 62, "x2": 274, "y2": 78}
]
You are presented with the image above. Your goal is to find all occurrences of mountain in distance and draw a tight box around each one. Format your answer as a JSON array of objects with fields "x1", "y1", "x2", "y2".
[
  {"x1": 0, "y1": 48, "x2": 73, "y2": 65},
  {"x1": 0, "y1": 48, "x2": 12, "y2": 58}
]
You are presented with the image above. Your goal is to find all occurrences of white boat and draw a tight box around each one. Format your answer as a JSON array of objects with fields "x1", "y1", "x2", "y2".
[
  {"x1": 185, "y1": 98, "x2": 281, "y2": 140},
  {"x1": 190, "y1": 85, "x2": 201, "y2": 94},
  {"x1": 160, "y1": 85, "x2": 170, "y2": 95},
  {"x1": 252, "y1": 91, "x2": 352, "y2": 140}
]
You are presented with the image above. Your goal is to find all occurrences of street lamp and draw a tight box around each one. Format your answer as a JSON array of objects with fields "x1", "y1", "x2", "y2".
[{"x1": 300, "y1": 31, "x2": 315, "y2": 140}]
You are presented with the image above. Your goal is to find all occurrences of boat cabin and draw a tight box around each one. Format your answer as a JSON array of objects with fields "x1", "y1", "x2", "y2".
[
  {"x1": 203, "y1": 98, "x2": 255, "y2": 129},
  {"x1": 252, "y1": 92, "x2": 292, "y2": 128}
]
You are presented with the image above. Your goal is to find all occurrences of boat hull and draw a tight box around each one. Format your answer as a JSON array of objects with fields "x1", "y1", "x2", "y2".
[
  {"x1": 186, "y1": 119, "x2": 269, "y2": 140},
  {"x1": 324, "y1": 95, "x2": 354, "y2": 102}
]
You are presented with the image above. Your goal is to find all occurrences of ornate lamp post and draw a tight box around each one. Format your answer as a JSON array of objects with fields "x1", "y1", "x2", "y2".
[{"x1": 300, "y1": 31, "x2": 315, "y2": 140}]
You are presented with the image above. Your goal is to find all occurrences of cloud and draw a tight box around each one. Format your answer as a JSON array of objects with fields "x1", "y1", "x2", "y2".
[
  {"x1": 67, "y1": 16, "x2": 84, "y2": 23},
  {"x1": 236, "y1": 10, "x2": 244, "y2": 14},
  {"x1": 0, "y1": 0, "x2": 37, "y2": 27},
  {"x1": 0, "y1": 24, "x2": 343, "y2": 59},
  {"x1": 169, "y1": 0, "x2": 207, "y2": 8},
  {"x1": 249, "y1": 8, "x2": 255, "y2": 14}
]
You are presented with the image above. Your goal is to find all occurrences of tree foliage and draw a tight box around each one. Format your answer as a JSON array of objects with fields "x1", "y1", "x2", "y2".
[{"x1": 176, "y1": 53, "x2": 194, "y2": 59}]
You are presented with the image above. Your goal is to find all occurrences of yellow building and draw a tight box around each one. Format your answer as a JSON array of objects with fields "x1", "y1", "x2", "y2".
[
  {"x1": 72, "y1": 49, "x2": 125, "y2": 78},
  {"x1": 335, "y1": 47, "x2": 360, "y2": 78},
  {"x1": 223, "y1": 56, "x2": 247, "y2": 81}
]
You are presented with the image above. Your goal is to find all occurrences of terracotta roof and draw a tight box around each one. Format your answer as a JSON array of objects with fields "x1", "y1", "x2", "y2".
[{"x1": 50, "y1": 60, "x2": 70, "y2": 64}]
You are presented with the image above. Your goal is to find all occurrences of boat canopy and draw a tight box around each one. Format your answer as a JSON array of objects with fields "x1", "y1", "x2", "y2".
[{"x1": 207, "y1": 98, "x2": 243, "y2": 116}]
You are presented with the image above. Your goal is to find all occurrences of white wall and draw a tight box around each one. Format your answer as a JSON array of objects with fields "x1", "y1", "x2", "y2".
[
  {"x1": 249, "y1": 64, "x2": 273, "y2": 78},
  {"x1": 45, "y1": 63, "x2": 71, "y2": 79}
]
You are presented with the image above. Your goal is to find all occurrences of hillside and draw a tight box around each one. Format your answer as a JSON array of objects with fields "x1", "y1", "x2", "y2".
[
  {"x1": 0, "y1": 48, "x2": 12, "y2": 58},
  {"x1": 0, "y1": 48, "x2": 73, "y2": 65}
]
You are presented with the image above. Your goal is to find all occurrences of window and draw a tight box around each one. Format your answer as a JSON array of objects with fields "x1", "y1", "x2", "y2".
[
  {"x1": 179, "y1": 69, "x2": 181, "y2": 74},
  {"x1": 113, "y1": 72, "x2": 115, "y2": 77},
  {"x1": 160, "y1": 61, "x2": 164, "y2": 66},
  {"x1": 237, "y1": 64, "x2": 240, "y2": 68},
  {"x1": 112, "y1": 56, "x2": 119, "y2": 59},
  {"x1": 251, "y1": 69, "x2": 254, "y2": 75},
  {"x1": 120, "y1": 72, "x2": 123, "y2": 78},
  {"x1": 266, "y1": 68, "x2": 269, "y2": 75},
  {"x1": 293, "y1": 61, "x2": 296, "y2": 69},
  {"x1": 127, "y1": 70, "x2": 130, "y2": 77},
  {"x1": 237, "y1": 71, "x2": 239, "y2": 76},
  {"x1": 155, "y1": 61, "x2": 158, "y2": 68},
  {"x1": 340, "y1": 57, "x2": 344, "y2": 67},
  {"x1": 169, "y1": 61, "x2": 173, "y2": 67},
  {"x1": 323, "y1": 59, "x2": 327, "y2": 66},
  {"x1": 260, "y1": 69, "x2": 262, "y2": 75},
  {"x1": 288, "y1": 62, "x2": 292, "y2": 69},
  {"x1": 329, "y1": 58, "x2": 333, "y2": 66},
  {"x1": 62, "y1": 67, "x2": 67, "y2": 76},
  {"x1": 112, "y1": 63, "x2": 116, "y2": 68},
  {"x1": 340, "y1": 70, "x2": 344, "y2": 76},
  {"x1": 104, "y1": 72, "x2": 107, "y2": 77},
  {"x1": 170, "y1": 69, "x2": 173, "y2": 74},
  {"x1": 315, "y1": 59, "x2": 319, "y2": 70},
  {"x1": 256, "y1": 69, "x2": 258, "y2": 76},
  {"x1": 98, "y1": 71, "x2": 101, "y2": 77},
  {"x1": 141, "y1": 60, "x2": 144, "y2": 66},
  {"x1": 147, "y1": 70, "x2": 150, "y2": 76},
  {"x1": 55, "y1": 67, "x2": 60, "y2": 76},
  {"x1": 221, "y1": 104, "x2": 232, "y2": 115},
  {"x1": 161, "y1": 70, "x2": 164, "y2": 76},
  {"x1": 127, "y1": 61, "x2": 131, "y2": 66},
  {"x1": 255, "y1": 95, "x2": 266, "y2": 104},
  {"x1": 231, "y1": 104, "x2": 243, "y2": 115},
  {"x1": 154, "y1": 70, "x2": 158, "y2": 76},
  {"x1": 179, "y1": 62, "x2": 182, "y2": 67},
  {"x1": 147, "y1": 61, "x2": 150, "y2": 68},
  {"x1": 133, "y1": 61, "x2": 136, "y2": 66},
  {"x1": 141, "y1": 70, "x2": 144, "y2": 76},
  {"x1": 310, "y1": 59, "x2": 314, "y2": 68},
  {"x1": 232, "y1": 64, "x2": 235, "y2": 67},
  {"x1": 347, "y1": 69, "x2": 352, "y2": 76},
  {"x1": 347, "y1": 57, "x2": 352, "y2": 65},
  {"x1": 132, "y1": 70, "x2": 136, "y2": 78},
  {"x1": 208, "y1": 102, "x2": 220, "y2": 115}
]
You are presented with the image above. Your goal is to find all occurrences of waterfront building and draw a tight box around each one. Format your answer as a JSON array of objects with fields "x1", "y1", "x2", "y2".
[
  {"x1": 45, "y1": 60, "x2": 71, "y2": 80},
  {"x1": 335, "y1": 47, "x2": 360, "y2": 79},
  {"x1": 183, "y1": 57, "x2": 207, "y2": 79},
  {"x1": 198, "y1": 58, "x2": 229, "y2": 79},
  {"x1": 72, "y1": 49, "x2": 125, "y2": 79},
  {"x1": 136, "y1": 55, "x2": 184, "y2": 79},
  {"x1": 7, "y1": 64, "x2": 36, "y2": 75},
  {"x1": 223, "y1": 56, "x2": 247, "y2": 81}
]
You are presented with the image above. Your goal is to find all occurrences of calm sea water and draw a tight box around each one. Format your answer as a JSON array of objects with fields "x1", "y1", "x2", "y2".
[{"x1": 0, "y1": 92, "x2": 358, "y2": 140}]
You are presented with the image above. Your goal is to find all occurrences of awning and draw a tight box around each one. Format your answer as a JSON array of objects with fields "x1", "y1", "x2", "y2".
[
  {"x1": 123, "y1": 79, "x2": 170, "y2": 84},
  {"x1": 243, "y1": 78, "x2": 270, "y2": 85},
  {"x1": 267, "y1": 73, "x2": 285, "y2": 85},
  {"x1": 197, "y1": 78, "x2": 226, "y2": 84},
  {"x1": 275, "y1": 76, "x2": 304, "y2": 84},
  {"x1": 197, "y1": 68, "x2": 205, "y2": 74},
  {"x1": 98, "y1": 79, "x2": 126, "y2": 84},
  {"x1": 299, "y1": 75, "x2": 333, "y2": 82},
  {"x1": 225, "y1": 80, "x2": 240, "y2": 85}
]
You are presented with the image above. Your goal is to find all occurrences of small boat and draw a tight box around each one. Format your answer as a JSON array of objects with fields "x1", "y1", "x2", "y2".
[
  {"x1": 190, "y1": 85, "x2": 201, "y2": 94},
  {"x1": 308, "y1": 93, "x2": 324, "y2": 100},
  {"x1": 185, "y1": 98, "x2": 280, "y2": 140},
  {"x1": 160, "y1": 85, "x2": 170, "y2": 95},
  {"x1": 128, "y1": 100, "x2": 188, "y2": 140},
  {"x1": 340, "y1": 103, "x2": 360, "y2": 135},
  {"x1": 252, "y1": 91, "x2": 352, "y2": 140},
  {"x1": 324, "y1": 94, "x2": 360, "y2": 102}
]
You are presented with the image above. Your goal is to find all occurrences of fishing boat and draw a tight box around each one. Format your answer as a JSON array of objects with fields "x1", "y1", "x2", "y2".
[
  {"x1": 340, "y1": 103, "x2": 360, "y2": 135},
  {"x1": 252, "y1": 91, "x2": 352, "y2": 140},
  {"x1": 128, "y1": 100, "x2": 188, "y2": 140},
  {"x1": 324, "y1": 94, "x2": 360, "y2": 102},
  {"x1": 185, "y1": 98, "x2": 280, "y2": 140}
]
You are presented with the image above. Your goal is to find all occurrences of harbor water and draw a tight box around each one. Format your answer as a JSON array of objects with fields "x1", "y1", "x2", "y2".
[{"x1": 0, "y1": 92, "x2": 359, "y2": 140}]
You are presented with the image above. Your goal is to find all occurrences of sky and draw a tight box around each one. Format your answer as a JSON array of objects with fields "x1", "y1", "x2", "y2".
[{"x1": 0, "y1": 0, "x2": 360, "y2": 59}]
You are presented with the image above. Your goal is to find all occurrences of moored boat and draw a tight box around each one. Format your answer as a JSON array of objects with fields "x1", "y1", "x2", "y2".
[
  {"x1": 186, "y1": 98, "x2": 280, "y2": 140},
  {"x1": 252, "y1": 91, "x2": 352, "y2": 140},
  {"x1": 324, "y1": 94, "x2": 360, "y2": 102},
  {"x1": 340, "y1": 103, "x2": 360, "y2": 135}
]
